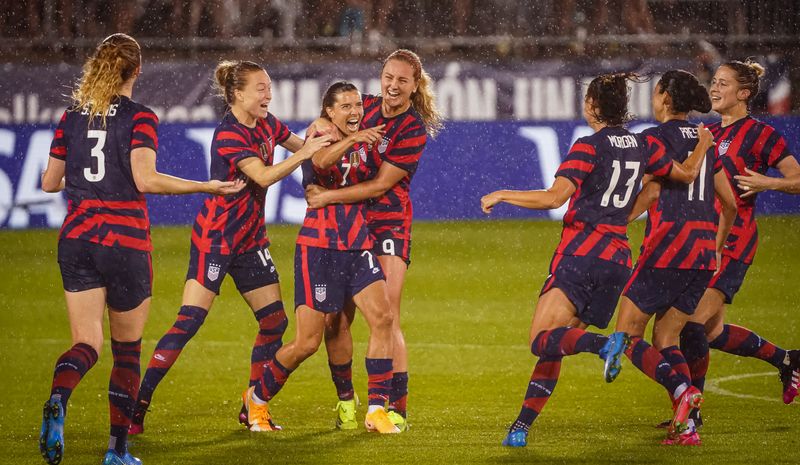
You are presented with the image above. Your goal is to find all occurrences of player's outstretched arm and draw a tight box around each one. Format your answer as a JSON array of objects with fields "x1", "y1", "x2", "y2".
[
  {"x1": 311, "y1": 125, "x2": 385, "y2": 170},
  {"x1": 734, "y1": 155, "x2": 800, "y2": 197},
  {"x1": 481, "y1": 176, "x2": 576, "y2": 214},
  {"x1": 305, "y1": 161, "x2": 407, "y2": 208},
  {"x1": 240, "y1": 133, "x2": 331, "y2": 188},
  {"x1": 131, "y1": 147, "x2": 245, "y2": 195},
  {"x1": 668, "y1": 123, "x2": 715, "y2": 184}
]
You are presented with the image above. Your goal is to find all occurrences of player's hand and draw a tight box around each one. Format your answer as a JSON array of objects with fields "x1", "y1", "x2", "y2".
[
  {"x1": 207, "y1": 178, "x2": 246, "y2": 195},
  {"x1": 480, "y1": 191, "x2": 503, "y2": 214},
  {"x1": 697, "y1": 122, "x2": 715, "y2": 149},
  {"x1": 298, "y1": 133, "x2": 332, "y2": 160},
  {"x1": 351, "y1": 125, "x2": 385, "y2": 144},
  {"x1": 734, "y1": 168, "x2": 772, "y2": 198},
  {"x1": 714, "y1": 251, "x2": 723, "y2": 277},
  {"x1": 305, "y1": 184, "x2": 330, "y2": 208},
  {"x1": 308, "y1": 118, "x2": 341, "y2": 142}
]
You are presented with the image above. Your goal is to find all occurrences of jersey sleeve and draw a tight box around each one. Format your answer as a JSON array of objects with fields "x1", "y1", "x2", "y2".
[
  {"x1": 383, "y1": 124, "x2": 427, "y2": 176},
  {"x1": 215, "y1": 126, "x2": 259, "y2": 165},
  {"x1": 644, "y1": 133, "x2": 674, "y2": 177},
  {"x1": 49, "y1": 111, "x2": 68, "y2": 160},
  {"x1": 760, "y1": 127, "x2": 791, "y2": 168},
  {"x1": 270, "y1": 114, "x2": 291, "y2": 145},
  {"x1": 555, "y1": 140, "x2": 597, "y2": 187},
  {"x1": 131, "y1": 110, "x2": 159, "y2": 152}
]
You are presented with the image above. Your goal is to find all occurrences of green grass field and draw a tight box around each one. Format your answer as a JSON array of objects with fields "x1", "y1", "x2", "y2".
[{"x1": 1, "y1": 218, "x2": 799, "y2": 465}]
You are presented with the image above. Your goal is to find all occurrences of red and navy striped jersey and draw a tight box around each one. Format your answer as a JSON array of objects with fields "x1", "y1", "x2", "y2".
[
  {"x1": 555, "y1": 127, "x2": 667, "y2": 267},
  {"x1": 361, "y1": 94, "x2": 427, "y2": 240},
  {"x1": 191, "y1": 112, "x2": 290, "y2": 255},
  {"x1": 49, "y1": 96, "x2": 158, "y2": 251},
  {"x1": 297, "y1": 142, "x2": 373, "y2": 250},
  {"x1": 708, "y1": 116, "x2": 793, "y2": 264},
  {"x1": 638, "y1": 120, "x2": 722, "y2": 270}
]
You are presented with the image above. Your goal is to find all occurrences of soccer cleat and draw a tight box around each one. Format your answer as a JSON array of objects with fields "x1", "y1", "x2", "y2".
[
  {"x1": 364, "y1": 407, "x2": 400, "y2": 434},
  {"x1": 600, "y1": 332, "x2": 631, "y2": 383},
  {"x1": 39, "y1": 397, "x2": 65, "y2": 465},
  {"x1": 779, "y1": 350, "x2": 799, "y2": 404},
  {"x1": 657, "y1": 409, "x2": 702, "y2": 430},
  {"x1": 240, "y1": 387, "x2": 281, "y2": 432},
  {"x1": 128, "y1": 400, "x2": 149, "y2": 435},
  {"x1": 669, "y1": 386, "x2": 703, "y2": 436},
  {"x1": 386, "y1": 409, "x2": 408, "y2": 432},
  {"x1": 101, "y1": 449, "x2": 142, "y2": 465},
  {"x1": 334, "y1": 399, "x2": 358, "y2": 430},
  {"x1": 502, "y1": 429, "x2": 528, "y2": 447},
  {"x1": 238, "y1": 404, "x2": 250, "y2": 429},
  {"x1": 661, "y1": 430, "x2": 702, "y2": 446}
]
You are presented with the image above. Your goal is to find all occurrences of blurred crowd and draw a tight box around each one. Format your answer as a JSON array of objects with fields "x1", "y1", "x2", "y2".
[{"x1": 2, "y1": 0, "x2": 796, "y2": 42}]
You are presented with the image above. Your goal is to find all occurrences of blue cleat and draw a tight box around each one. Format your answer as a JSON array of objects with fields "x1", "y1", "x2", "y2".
[
  {"x1": 102, "y1": 449, "x2": 142, "y2": 465},
  {"x1": 502, "y1": 429, "x2": 528, "y2": 447},
  {"x1": 39, "y1": 397, "x2": 65, "y2": 465},
  {"x1": 601, "y1": 332, "x2": 631, "y2": 383}
]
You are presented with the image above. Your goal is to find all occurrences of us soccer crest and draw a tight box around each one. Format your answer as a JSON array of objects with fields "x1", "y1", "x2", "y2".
[
  {"x1": 348, "y1": 150, "x2": 361, "y2": 168},
  {"x1": 314, "y1": 284, "x2": 327, "y2": 302},
  {"x1": 718, "y1": 140, "x2": 730, "y2": 156},
  {"x1": 207, "y1": 263, "x2": 221, "y2": 282},
  {"x1": 258, "y1": 142, "x2": 270, "y2": 162},
  {"x1": 378, "y1": 136, "x2": 390, "y2": 154}
]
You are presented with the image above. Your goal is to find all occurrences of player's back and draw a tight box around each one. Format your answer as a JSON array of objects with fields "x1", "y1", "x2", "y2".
[
  {"x1": 52, "y1": 96, "x2": 158, "y2": 251},
  {"x1": 639, "y1": 120, "x2": 718, "y2": 269},
  {"x1": 555, "y1": 126, "x2": 647, "y2": 266}
]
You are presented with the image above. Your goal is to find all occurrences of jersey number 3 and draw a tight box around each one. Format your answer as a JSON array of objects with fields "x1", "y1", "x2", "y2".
[
  {"x1": 85, "y1": 130, "x2": 107, "y2": 182},
  {"x1": 601, "y1": 160, "x2": 641, "y2": 208}
]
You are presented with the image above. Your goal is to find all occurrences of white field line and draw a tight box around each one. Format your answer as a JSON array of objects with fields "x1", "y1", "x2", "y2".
[{"x1": 704, "y1": 371, "x2": 784, "y2": 403}]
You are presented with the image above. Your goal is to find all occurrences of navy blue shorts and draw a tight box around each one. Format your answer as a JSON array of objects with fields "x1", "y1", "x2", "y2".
[
  {"x1": 186, "y1": 244, "x2": 279, "y2": 295},
  {"x1": 295, "y1": 245, "x2": 385, "y2": 313},
  {"x1": 540, "y1": 254, "x2": 630, "y2": 329},
  {"x1": 372, "y1": 230, "x2": 411, "y2": 266},
  {"x1": 57, "y1": 238, "x2": 152, "y2": 311},
  {"x1": 708, "y1": 255, "x2": 750, "y2": 304},
  {"x1": 623, "y1": 266, "x2": 714, "y2": 316}
]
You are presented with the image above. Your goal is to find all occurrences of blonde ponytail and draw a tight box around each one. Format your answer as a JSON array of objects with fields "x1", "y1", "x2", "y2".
[{"x1": 72, "y1": 33, "x2": 141, "y2": 127}]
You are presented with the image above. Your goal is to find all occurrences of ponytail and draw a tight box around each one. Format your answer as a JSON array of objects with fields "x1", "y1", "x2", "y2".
[
  {"x1": 72, "y1": 33, "x2": 141, "y2": 127},
  {"x1": 586, "y1": 72, "x2": 647, "y2": 126},
  {"x1": 657, "y1": 69, "x2": 711, "y2": 114},
  {"x1": 213, "y1": 60, "x2": 265, "y2": 106}
]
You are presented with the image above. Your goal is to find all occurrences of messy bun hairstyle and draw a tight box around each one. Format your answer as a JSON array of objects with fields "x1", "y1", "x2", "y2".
[
  {"x1": 214, "y1": 60, "x2": 265, "y2": 106},
  {"x1": 720, "y1": 58, "x2": 766, "y2": 104},
  {"x1": 585, "y1": 72, "x2": 646, "y2": 126},
  {"x1": 657, "y1": 69, "x2": 712, "y2": 114}
]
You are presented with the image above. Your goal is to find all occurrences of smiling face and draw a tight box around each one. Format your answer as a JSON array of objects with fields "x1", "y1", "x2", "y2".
[
  {"x1": 234, "y1": 69, "x2": 272, "y2": 120},
  {"x1": 710, "y1": 65, "x2": 748, "y2": 115},
  {"x1": 381, "y1": 58, "x2": 417, "y2": 114},
  {"x1": 326, "y1": 89, "x2": 363, "y2": 136}
]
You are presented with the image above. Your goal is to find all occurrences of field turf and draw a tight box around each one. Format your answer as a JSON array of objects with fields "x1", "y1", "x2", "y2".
[{"x1": 1, "y1": 217, "x2": 799, "y2": 465}]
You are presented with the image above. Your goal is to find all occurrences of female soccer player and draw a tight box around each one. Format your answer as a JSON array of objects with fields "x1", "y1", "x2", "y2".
[
  {"x1": 306, "y1": 49, "x2": 442, "y2": 431},
  {"x1": 609, "y1": 70, "x2": 737, "y2": 446},
  {"x1": 240, "y1": 82, "x2": 401, "y2": 433},
  {"x1": 481, "y1": 73, "x2": 706, "y2": 448},
  {"x1": 678, "y1": 59, "x2": 800, "y2": 409},
  {"x1": 129, "y1": 60, "x2": 330, "y2": 434},
  {"x1": 39, "y1": 34, "x2": 243, "y2": 465}
]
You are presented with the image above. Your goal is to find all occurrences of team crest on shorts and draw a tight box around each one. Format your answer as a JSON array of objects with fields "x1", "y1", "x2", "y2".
[
  {"x1": 378, "y1": 137, "x2": 390, "y2": 154},
  {"x1": 315, "y1": 284, "x2": 327, "y2": 302},
  {"x1": 718, "y1": 140, "x2": 730, "y2": 156},
  {"x1": 207, "y1": 263, "x2": 221, "y2": 282}
]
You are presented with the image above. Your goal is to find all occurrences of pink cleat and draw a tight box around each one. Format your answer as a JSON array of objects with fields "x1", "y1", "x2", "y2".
[
  {"x1": 669, "y1": 386, "x2": 703, "y2": 437},
  {"x1": 662, "y1": 430, "x2": 702, "y2": 446}
]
